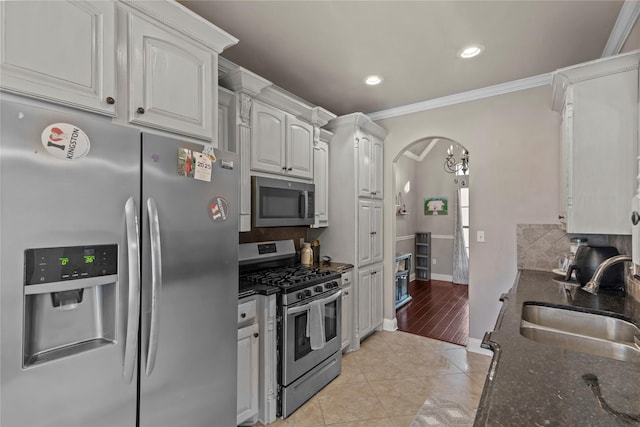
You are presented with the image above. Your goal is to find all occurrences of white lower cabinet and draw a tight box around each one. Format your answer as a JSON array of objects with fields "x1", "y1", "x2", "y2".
[
  {"x1": 357, "y1": 264, "x2": 383, "y2": 340},
  {"x1": 237, "y1": 299, "x2": 259, "y2": 425},
  {"x1": 237, "y1": 295, "x2": 277, "y2": 426},
  {"x1": 237, "y1": 323, "x2": 259, "y2": 425},
  {"x1": 341, "y1": 271, "x2": 353, "y2": 351}
]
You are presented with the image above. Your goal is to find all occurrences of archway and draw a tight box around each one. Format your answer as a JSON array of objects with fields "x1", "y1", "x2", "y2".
[{"x1": 392, "y1": 136, "x2": 470, "y2": 346}]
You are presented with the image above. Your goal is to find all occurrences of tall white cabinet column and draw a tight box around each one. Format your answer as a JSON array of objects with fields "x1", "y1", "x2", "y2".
[{"x1": 322, "y1": 113, "x2": 388, "y2": 350}]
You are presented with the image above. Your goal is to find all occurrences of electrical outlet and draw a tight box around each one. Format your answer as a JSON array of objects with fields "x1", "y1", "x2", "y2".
[
  {"x1": 477, "y1": 231, "x2": 485, "y2": 243},
  {"x1": 432, "y1": 258, "x2": 437, "y2": 265}
]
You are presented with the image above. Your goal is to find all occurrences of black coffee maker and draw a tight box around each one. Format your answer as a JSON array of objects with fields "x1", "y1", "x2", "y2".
[{"x1": 565, "y1": 245, "x2": 625, "y2": 291}]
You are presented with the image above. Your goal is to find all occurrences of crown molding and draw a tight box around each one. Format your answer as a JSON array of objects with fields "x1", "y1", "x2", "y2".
[
  {"x1": 602, "y1": 0, "x2": 640, "y2": 57},
  {"x1": 367, "y1": 73, "x2": 552, "y2": 121}
]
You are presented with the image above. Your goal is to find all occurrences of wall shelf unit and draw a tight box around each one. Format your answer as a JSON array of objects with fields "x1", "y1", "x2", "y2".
[{"x1": 415, "y1": 232, "x2": 431, "y2": 281}]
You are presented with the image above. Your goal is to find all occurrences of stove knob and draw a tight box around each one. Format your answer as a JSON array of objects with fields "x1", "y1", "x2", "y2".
[
  {"x1": 296, "y1": 292, "x2": 305, "y2": 300},
  {"x1": 315, "y1": 285, "x2": 323, "y2": 292},
  {"x1": 304, "y1": 289, "x2": 312, "y2": 297},
  {"x1": 332, "y1": 281, "x2": 339, "y2": 288},
  {"x1": 325, "y1": 282, "x2": 333, "y2": 290}
]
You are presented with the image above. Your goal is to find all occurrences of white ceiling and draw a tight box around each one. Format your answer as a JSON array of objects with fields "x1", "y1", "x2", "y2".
[{"x1": 179, "y1": 1, "x2": 631, "y2": 117}]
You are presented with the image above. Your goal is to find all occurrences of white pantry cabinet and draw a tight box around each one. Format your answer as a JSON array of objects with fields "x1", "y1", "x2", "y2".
[
  {"x1": 552, "y1": 51, "x2": 639, "y2": 235},
  {"x1": 0, "y1": 1, "x2": 117, "y2": 115},
  {"x1": 250, "y1": 100, "x2": 314, "y2": 179},
  {"x1": 357, "y1": 264, "x2": 383, "y2": 340},
  {"x1": 322, "y1": 113, "x2": 388, "y2": 347}
]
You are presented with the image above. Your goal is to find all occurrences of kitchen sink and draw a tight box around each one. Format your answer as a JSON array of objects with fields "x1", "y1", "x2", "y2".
[{"x1": 520, "y1": 304, "x2": 640, "y2": 363}]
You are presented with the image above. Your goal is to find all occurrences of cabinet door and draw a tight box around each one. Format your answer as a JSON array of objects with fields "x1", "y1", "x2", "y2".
[
  {"x1": 237, "y1": 323, "x2": 259, "y2": 425},
  {"x1": 357, "y1": 134, "x2": 373, "y2": 197},
  {"x1": 251, "y1": 100, "x2": 286, "y2": 174},
  {"x1": 0, "y1": 1, "x2": 116, "y2": 115},
  {"x1": 371, "y1": 137, "x2": 384, "y2": 199},
  {"x1": 341, "y1": 284, "x2": 352, "y2": 351},
  {"x1": 357, "y1": 268, "x2": 372, "y2": 339},
  {"x1": 358, "y1": 200, "x2": 373, "y2": 266},
  {"x1": 371, "y1": 201, "x2": 383, "y2": 263},
  {"x1": 313, "y1": 141, "x2": 329, "y2": 227},
  {"x1": 566, "y1": 70, "x2": 637, "y2": 234},
  {"x1": 286, "y1": 116, "x2": 314, "y2": 179},
  {"x1": 371, "y1": 264, "x2": 384, "y2": 330},
  {"x1": 129, "y1": 12, "x2": 214, "y2": 140}
]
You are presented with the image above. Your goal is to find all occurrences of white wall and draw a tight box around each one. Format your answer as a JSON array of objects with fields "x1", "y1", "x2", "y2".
[
  {"x1": 394, "y1": 155, "x2": 417, "y2": 273},
  {"x1": 378, "y1": 86, "x2": 561, "y2": 341}
]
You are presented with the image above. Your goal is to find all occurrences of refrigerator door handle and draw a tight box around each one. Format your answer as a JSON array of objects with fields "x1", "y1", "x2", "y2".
[
  {"x1": 145, "y1": 197, "x2": 162, "y2": 376},
  {"x1": 123, "y1": 197, "x2": 141, "y2": 383}
]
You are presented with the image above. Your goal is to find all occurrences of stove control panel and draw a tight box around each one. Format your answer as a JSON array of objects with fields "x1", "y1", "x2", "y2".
[{"x1": 287, "y1": 280, "x2": 341, "y2": 305}]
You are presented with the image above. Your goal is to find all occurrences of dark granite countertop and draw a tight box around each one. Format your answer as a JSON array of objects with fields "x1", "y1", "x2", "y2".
[
  {"x1": 316, "y1": 261, "x2": 354, "y2": 273},
  {"x1": 475, "y1": 269, "x2": 640, "y2": 426},
  {"x1": 238, "y1": 282, "x2": 280, "y2": 299}
]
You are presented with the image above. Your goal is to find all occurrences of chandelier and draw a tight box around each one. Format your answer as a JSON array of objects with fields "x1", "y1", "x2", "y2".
[{"x1": 444, "y1": 145, "x2": 469, "y2": 174}]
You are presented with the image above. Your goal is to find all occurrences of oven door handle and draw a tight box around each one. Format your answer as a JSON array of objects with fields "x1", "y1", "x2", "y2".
[{"x1": 286, "y1": 289, "x2": 342, "y2": 315}]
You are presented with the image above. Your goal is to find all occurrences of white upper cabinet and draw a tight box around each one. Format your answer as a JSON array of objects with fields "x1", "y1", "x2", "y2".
[
  {"x1": 250, "y1": 100, "x2": 313, "y2": 179},
  {"x1": 127, "y1": 11, "x2": 214, "y2": 141},
  {"x1": 313, "y1": 132, "x2": 331, "y2": 228},
  {"x1": 286, "y1": 116, "x2": 314, "y2": 179},
  {"x1": 357, "y1": 132, "x2": 384, "y2": 199},
  {"x1": 251, "y1": 100, "x2": 287, "y2": 174},
  {"x1": 0, "y1": 1, "x2": 117, "y2": 115},
  {"x1": 1, "y1": 1, "x2": 238, "y2": 142},
  {"x1": 552, "y1": 51, "x2": 639, "y2": 235}
]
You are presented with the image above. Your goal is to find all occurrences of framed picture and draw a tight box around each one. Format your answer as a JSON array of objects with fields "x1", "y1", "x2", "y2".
[{"x1": 424, "y1": 197, "x2": 448, "y2": 215}]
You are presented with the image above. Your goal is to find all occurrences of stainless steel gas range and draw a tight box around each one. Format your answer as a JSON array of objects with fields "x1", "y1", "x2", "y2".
[{"x1": 239, "y1": 240, "x2": 342, "y2": 418}]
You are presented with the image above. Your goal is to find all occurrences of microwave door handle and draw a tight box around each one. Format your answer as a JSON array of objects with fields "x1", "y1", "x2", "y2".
[{"x1": 299, "y1": 192, "x2": 306, "y2": 219}]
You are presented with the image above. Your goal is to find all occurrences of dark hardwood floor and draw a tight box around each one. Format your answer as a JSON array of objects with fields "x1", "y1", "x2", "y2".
[{"x1": 396, "y1": 279, "x2": 469, "y2": 346}]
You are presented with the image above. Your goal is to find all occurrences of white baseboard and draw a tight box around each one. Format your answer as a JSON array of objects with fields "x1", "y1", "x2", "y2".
[
  {"x1": 431, "y1": 273, "x2": 453, "y2": 281},
  {"x1": 467, "y1": 337, "x2": 493, "y2": 356},
  {"x1": 410, "y1": 272, "x2": 415, "y2": 282},
  {"x1": 382, "y1": 317, "x2": 397, "y2": 331}
]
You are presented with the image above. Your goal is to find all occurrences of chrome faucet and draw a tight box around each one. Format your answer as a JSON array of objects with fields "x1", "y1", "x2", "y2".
[{"x1": 582, "y1": 255, "x2": 631, "y2": 295}]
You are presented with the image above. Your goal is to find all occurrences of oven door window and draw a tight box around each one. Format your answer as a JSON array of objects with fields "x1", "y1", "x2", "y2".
[
  {"x1": 292, "y1": 298, "x2": 339, "y2": 361},
  {"x1": 324, "y1": 299, "x2": 337, "y2": 342},
  {"x1": 293, "y1": 311, "x2": 312, "y2": 361}
]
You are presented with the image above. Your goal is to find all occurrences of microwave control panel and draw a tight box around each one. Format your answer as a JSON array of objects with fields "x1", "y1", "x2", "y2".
[{"x1": 24, "y1": 244, "x2": 117, "y2": 285}]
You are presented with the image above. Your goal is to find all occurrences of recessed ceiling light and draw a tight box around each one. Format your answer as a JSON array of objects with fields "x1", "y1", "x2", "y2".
[
  {"x1": 458, "y1": 45, "x2": 484, "y2": 59},
  {"x1": 364, "y1": 75, "x2": 383, "y2": 86}
]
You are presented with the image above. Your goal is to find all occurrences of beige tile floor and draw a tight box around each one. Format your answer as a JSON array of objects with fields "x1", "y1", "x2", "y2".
[{"x1": 255, "y1": 330, "x2": 492, "y2": 427}]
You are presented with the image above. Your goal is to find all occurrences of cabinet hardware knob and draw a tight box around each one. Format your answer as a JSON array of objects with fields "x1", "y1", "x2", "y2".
[
  {"x1": 137, "y1": 107, "x2": 145, "y2": 114},
  {"x1": 106, "y1": 97, "x2": 115, "y2": 105},
  {"x1": 288, "y1": 167, "x2": 292, "y2": 171},
  {"x1": 632, "y1": 211, "x2": 640, "y2": 226},
  {"x1": 345, "y1": 292, "x2": 349, "y2": 295},
  {"x1": 558, "y1": 214, "x2": 565, "y2": 220},
  {"x1": 253, "y1": 333, "x2": 259, "y2": 338},
  {"x1": 240, "y1": 313, "x2": 246, "y2": 318},
  {"x1": 282, "y1": 166, "x2": 287, "y2": 170}
]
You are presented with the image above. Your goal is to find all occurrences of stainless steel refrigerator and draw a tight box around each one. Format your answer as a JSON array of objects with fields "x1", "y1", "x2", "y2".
[{"x1": 0, "y1": 94, "x2": 238, "y2": 427}]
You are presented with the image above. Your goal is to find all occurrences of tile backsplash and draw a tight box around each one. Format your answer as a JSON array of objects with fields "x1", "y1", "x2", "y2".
[
  {"x1": 517, "y1": 224, "x2": 571, "y2": 271},
  {"x1": 517, "y1": 224, "x2": 639, "y2": 303}
]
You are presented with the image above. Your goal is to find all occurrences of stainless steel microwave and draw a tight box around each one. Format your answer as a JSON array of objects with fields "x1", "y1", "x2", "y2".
[{"x1": 252, "y1": 176, "x2": 315, "y2": 227}]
